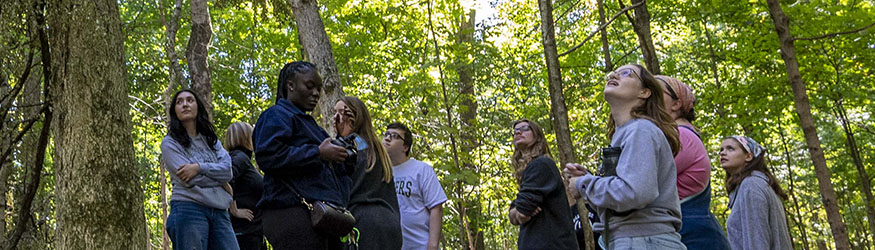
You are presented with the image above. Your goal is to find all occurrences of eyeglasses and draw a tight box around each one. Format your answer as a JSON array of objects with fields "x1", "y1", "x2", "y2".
[
  {"x1": 657, "y1": 78, "x2": 679, "y2": 100},
  {"x1": 382, "y1": 131, "x2": 404, "y2": 141},
  {"x1": 605, "y1": 68, "x2": 640, "y2": 82},
  {"x1": 513, "y1": 125, "x2": 532, "y2": 135}
]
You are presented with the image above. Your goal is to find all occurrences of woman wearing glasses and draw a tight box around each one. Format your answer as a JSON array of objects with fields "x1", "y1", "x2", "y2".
[
  {"x1": 566, "y1": 64, "x2": 685, "y2": 249},
  {"x1": 333, "y1": 96, "x2": 402, "y2": 250},
  {"x1": 509, "y1": 119, "x2": 579, "y2": 250},
  {"x1": 655, "y1": 75, "x2": 731, "y2": 250}
]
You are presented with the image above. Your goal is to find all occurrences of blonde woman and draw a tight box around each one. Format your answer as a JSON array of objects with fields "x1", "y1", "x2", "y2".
[{"x1": 224, "y1": 122, "x2": 265, "y2": 250}]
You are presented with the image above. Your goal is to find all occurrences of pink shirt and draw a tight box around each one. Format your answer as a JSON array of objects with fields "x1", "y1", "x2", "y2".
[{"x1": 675, "y1": 125, "x2": 711, "y2": 199}]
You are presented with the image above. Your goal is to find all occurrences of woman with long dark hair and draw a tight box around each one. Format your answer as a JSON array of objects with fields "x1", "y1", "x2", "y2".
[
  {"x1": 509, "y1": 119, "x2": 578, "y2": 250},
  {"x1": 655, "y1": 75, "x2": 731, "y2": 250},
  {"x1": 252, "y1": 61, "x2": 352, "y2": 250},
  {"x1": 333, "y1": 96, "x2": 402, "y2": 249},
  {"x1": 223, "y1": 122, "x2": 266, "y2": 250},
  {"x1": 161, "y1": 89, "x2": 238, "y2": 249},
  {"x1": 566, "y1": 64, "x2": 685, "y2": 249},
  {"x1": 719, "y1": 136, "x2": 791, "y2": 250}
]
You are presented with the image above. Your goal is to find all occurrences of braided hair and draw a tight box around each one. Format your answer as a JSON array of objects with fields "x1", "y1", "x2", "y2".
[{"x1": 276, "y1": 61, "x2": 318, "y2": 101}]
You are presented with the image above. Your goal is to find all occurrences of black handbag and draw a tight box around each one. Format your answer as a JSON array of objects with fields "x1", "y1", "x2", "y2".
[{"x1": 280, "y1": 179, "x2": 356, "y2": 238}]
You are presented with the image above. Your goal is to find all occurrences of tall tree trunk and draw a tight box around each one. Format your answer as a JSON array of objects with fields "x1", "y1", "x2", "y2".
[
  {"x1": 537, "y1": 0, "x2": 575, "y2": 168},
  {"x1": 597, "y1": 0, "x2": 612, "y2": 72},
  {"x1": 159, "y1": 0, "x2": 186, "y2": 117},
  {"x1": 186, "y1": 0, "x2": 214, "y2": 120},
  {"x1": 157, "y1": 1, "x2": 183, "y2": 249},
  {"x1": 455, "y1": 10, "x2": 485, "y2": 250},
  {"x1": 764, "y1": 0, "x2": 850, "y2": 248},
  {"x1": 834, "y1": 98, "x2": 875, "y2": 244},
  {"x1": 777, "y1": 122, "x2": 810, "y2": 250},
  {"x1": 48, "y1": 0, "x2": 148, "y2": 248},
  {"x1": 629, "y1": 0, "x2": 659, "y2": 74},
  {"x1": 288, "y1": 0, "x2": 345, "y2": 131}
]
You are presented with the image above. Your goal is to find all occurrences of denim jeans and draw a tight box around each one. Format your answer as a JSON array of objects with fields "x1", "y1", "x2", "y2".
[
  {"x1": 167, "y1": 201, "x2": 240, "y2": 250},
  {"x1": 679, "y1": 184, "x2": 732, "y2": 250},
  {"x1": 600, "y1": 232, "x2": 686, "y2": 250}
]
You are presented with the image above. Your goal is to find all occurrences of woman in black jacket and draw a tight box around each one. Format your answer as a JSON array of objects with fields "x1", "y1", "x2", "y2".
[
  {"x1": 333, "y1": 96, "x2": 401, "y2": 250},
  {"x1": 252, "y1": 62, "x2": 352, "y2": 250},
  {"x1": 509, "y1": 119, "x2": 578, "y2": 250},
  {"x1": 224, "y1": 122, "x2": 265, "y2": 250}
]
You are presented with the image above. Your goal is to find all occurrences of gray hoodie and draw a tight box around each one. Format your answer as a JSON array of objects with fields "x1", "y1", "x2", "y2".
[
  {"x1": 161, "y1": 135, "x2": 233, "y2": 209},
  {"x1": 576, "y1": 119, "x2": 682, "y2": 241},
  {"x1": 727, "y1": 171, "x2": 792, "y2": 250}
]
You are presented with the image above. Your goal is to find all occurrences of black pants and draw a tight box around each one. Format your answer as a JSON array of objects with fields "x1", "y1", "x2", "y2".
[
  {"x1": 346, "y1": 204, "x2": 402, "y2": 250},
  {"x1": 236, "y1": 233, "x2": 266, "y2": 250},
  {"x1": 263, "y1": 206, "x2": 342, "y2": 250}
]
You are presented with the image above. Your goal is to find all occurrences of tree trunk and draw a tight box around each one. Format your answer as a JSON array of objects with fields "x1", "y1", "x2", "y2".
[
  {"x1": 597, "y1": 0, "x2": 612, "y2": 72},
  {"x1": 288, "y1": 0, "x2": 345, "y2": 131},
  {"x1": 6, "y1": 50, "x2": 45, "y2": 250},
  {"x1": 764, "y1": 0, "x2": 851, "y2": 248},
  {"x1": 777, "y1": 122, "x2": 810, "y2": 250},
  {"x1": 454, "y1": 10, "x2": 485, "y2": 250},
  {"x1": 186, "y1": 0, "x2": 214, "y2": 120},
  {"x1": 537, "y1": 0, "x2": 575, "y2": 168},
  {"x1": 47, "y1": 0, "x2": 148, "y2": 248},
  {"x1": 629, "y1": 0, "x2": 659, "y2": 74},
  {"x1": 159, "y1": 0, "x2": 186, "y2": 118},
  {"x1": 834, "y1": 98, "x2": 875, "y2": 244}
]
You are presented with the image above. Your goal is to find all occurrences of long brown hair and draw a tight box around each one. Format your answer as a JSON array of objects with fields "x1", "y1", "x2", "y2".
[
  {"x1": 511, "y1": 119, "x2": 552, "y2": 184},
  {"x1": 338, "y1": 96, "x2": 393, "y2": 183},
  {"x1": 723, "y1": 138, "x2": 788, "y2": 200},
  {"x1": 607, "y1": 64, "x2": 680, "y2": 156}
]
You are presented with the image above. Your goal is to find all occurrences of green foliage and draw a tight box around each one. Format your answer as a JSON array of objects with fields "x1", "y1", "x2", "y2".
[{"x1": 2, "y1": 0, "x2": 873, "y2": 249}]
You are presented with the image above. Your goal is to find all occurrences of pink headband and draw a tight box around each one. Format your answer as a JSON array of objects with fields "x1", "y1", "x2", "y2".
[{"x1": 655, "y1": 75, "x2": 695, "y2": 114}]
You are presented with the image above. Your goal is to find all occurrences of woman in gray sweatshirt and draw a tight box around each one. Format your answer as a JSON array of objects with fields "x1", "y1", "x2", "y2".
[
  {"x1": 719, "y1": 136, "x2": 791, "y2": 250},
  {"x1": 161, "y1": 89, "x2": 238, "y2": 250},
  {"x1": 566, "y1": 64, "x2": 685, "y2": 250}
]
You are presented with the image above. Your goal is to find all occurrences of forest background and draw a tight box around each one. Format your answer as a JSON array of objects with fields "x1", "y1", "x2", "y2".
[{"x1": 1, "y1": 0, "x2": 874, "y2": 249}]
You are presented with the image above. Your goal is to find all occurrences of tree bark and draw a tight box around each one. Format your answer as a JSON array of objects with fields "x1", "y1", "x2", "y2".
[
  {"x1": 455, "y1": 10, "x2": 485, "y2": 250},
  {"x1": 158, "y1": 0, "x2": 186, "y2": 119},
  {"x1": 629, "y1": 0, "x2": 660, "y2": 74},
  {"x1": 157, "y1": 1, "x2": 183, "y2": 248},
  {"x1": 597, "y1": 0, "x2": 612, "y2": 72},
  {"x1": 764, "y1": 0, "x2": 850, "y2": 248},
  {"x1": 47, "y1": 0, "x2": 148, "y2": 248},
  {"x1": 288, "y1": 0, "x2": 345, "y2": 132},
  {"x1": 186, "y1": 0, "x2": 213, "y2": 120},
  {"x1": 537, "y1": 0, "x2": 575, "y2": 169}
]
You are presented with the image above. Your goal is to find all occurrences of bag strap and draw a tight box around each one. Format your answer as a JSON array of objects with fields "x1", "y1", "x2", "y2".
[
  {"x1": 277, "y1": 178, "x2": 313, "y2": 211},
  {"x1": 679, "y1": 125, "x2": 701, "y2": 139}
]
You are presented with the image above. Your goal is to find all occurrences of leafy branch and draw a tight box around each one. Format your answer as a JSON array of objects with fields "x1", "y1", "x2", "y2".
[{"x1": 559, "y1": 0, "x2": 644, "y2": 57}]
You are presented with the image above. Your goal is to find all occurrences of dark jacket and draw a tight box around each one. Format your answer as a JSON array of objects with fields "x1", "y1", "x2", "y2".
[
  {"x1": 511, "y1": 156, "x2": 579, "y2": 250},
  {"x1": 253, "y1": 98, "x2": 352, "y2": 209},
  {"x1": 229, "y1": 148, "x2": 264, "y2": 235}
]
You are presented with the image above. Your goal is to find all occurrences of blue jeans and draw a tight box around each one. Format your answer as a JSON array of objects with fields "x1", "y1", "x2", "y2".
[
  {"x1": 167, "y1": 201, "x2": 240, "y2": 250},
  {"x1": 600, "y1": 232, "x2": 686, "y2": 250},
  {"x1": 679, "y1": 184, "x2": 731, "y2": 250}
]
